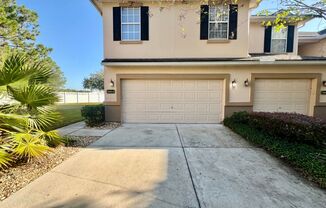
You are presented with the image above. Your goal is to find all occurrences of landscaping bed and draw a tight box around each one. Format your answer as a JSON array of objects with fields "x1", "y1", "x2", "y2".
[
  {"x1": 224, "y1": 112, "x2": 326, "y2": 189},
  {"x1": 0, "y1": 135, "x2": 101, "y2": 201}
]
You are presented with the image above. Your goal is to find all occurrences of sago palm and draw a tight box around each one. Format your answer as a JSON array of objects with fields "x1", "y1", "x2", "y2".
[{"x1": 0, "y1": 54, "x2": 62, "y2": 168}]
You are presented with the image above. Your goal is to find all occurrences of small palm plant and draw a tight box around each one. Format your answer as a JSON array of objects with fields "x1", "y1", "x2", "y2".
[{"x1": 0, "y1": 54, "x2": 62, "y2": 168}]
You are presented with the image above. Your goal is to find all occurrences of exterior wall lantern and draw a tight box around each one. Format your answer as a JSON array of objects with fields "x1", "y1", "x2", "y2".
[
  {"x1": 231, "y1": 79, "x2": 237, "y2": 88},
  {"x1": 323, "y1": 81, "x2": 326, "y2": 87},
  {"x1": 110, "y1": 79, "x2": 115, "y2": 87},
  {"x1": 244, "y1": 79, "x2": 250, "y2": 87}
]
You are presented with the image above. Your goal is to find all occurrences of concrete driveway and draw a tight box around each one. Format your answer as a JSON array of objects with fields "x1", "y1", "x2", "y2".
[{"x1": 1, "y1": 124, "x2": 326, "y2": 208}]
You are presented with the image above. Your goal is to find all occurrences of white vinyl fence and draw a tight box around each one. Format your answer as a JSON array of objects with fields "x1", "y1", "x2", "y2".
[
  {"x1": 57, "y1": 91, "x2": 105, "y2": 104},
  {"x1": 0, "y1": 91, "x2": 104, "y2": 105}
]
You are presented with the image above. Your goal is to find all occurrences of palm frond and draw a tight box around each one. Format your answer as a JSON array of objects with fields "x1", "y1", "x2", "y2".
[
  {"x1": 7, "y1": 85, "x2": 59, "y2": 109},
  {"x1": 0, "y1": 54, "x2": 34, "y2": 87},
  {"x1": 36, "y1": 130, "x2": 63, "y2": 147},
  {"x1": 0, "y1": 148, "x2": 12, "y2": 169},
  {"x1": 0, "y1": 112, "x2": 29, "y2": 132},
  {"x1": 28, "y1": 62, "x2": 53, "y2": 85},
  {"x1": 27, "y1": 107, "x2": 61, "y2": 130},
  {"x1": 10, "y1": 132, "x2": 49, "y2": 159}
]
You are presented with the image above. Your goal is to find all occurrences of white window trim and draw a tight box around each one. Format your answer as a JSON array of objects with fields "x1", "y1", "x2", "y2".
[
  {"x1": 121, "y1": 7, "x2": 141, "y2": 41},
  {"x1": 208, "y1": 5, "x2": 229, "y2": 40},
  {"x1": 270, "y1": 26, "x2": 288, "y2": 53}
]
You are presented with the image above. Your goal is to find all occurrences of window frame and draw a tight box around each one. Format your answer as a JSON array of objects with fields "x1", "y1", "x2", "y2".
[
  {"x1": 208, "y1": 5, "x2": 230, "y2": 40},
  {"x1": 270, "y1": 26, "x2": 288, "y2": 53},
  {"x1": 120, "y1": 7, "x2": 141, "y2": 41}
]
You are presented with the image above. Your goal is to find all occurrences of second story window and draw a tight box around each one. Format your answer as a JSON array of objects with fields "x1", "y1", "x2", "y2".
[
  {"x1": 121, "y1": 7, "x2": 141, "y2": 41},
  {"x1": 271, "y1": 27, "x2": 288, "y2": 53},
  {"x1": 208, "y1": 5, "x2": 229, "y2": 40}
]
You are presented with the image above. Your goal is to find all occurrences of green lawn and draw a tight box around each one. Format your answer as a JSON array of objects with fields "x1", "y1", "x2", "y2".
[{"x1": 50, "y1": 103, "x2": 100, "y2": 130}]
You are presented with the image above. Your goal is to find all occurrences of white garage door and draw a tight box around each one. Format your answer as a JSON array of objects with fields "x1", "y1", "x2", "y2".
[
  {"x1": 253, "y1": 79, "x2": 311, "y2": 115},
  {"x1": 121, "y1": 79, "x2": 224, "y2": 123}
]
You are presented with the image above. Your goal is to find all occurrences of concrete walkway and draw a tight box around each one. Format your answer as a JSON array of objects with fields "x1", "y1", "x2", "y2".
[
  {"x1": 1, "y1": 124, "x2": 326, "y2": 208},
  {"x1": 57, "y1": 121, "x2": 112, "y2": 137}
]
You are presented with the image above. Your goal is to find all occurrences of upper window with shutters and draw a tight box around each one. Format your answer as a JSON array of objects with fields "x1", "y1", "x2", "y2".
[
  {"x1": 263, "y1": 25, "x2": 295, "y2": 54},
  {"x1": 113, "y1": 6, "x2": 149, "y2": 42}
]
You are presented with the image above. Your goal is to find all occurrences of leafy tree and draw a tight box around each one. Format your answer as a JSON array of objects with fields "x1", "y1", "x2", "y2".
[
  {"x1": 0, "y1": 0, "x2": 66, "y2": 89},
  {"x1": 256, "y1": 0, "x2": 326, "y2": 29},
  {"x1": 83, "y1": 70, "x2": 104, "y2": 91},
  {"x1": 279, "y1": 0, "x2": 326, "y2": 20},
  {"x1": 0, "y1": 54, "x2": 62, "y2": 168}
]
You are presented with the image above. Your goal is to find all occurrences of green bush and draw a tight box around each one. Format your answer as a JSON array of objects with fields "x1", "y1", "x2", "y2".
[
  {"x1": 224, "y1": 112, "x2": 326, "y2": 188},
  {"x1": 226, "y1": 112, "x2": 326, "y2": 146},
  {"x1": 81, "y1": 105, "x2": 105, "y2": 127}
]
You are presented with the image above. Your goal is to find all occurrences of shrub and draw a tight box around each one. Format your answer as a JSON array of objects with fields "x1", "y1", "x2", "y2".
[
  {"x1": 225, "y1": 112, "x2": 326, "y2": 146},
  {"x1": 81, "y1": 105, "x2": 105, "y2": 127}
]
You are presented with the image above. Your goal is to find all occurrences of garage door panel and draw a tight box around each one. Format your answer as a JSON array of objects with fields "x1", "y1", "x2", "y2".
[
  {"x1": 184, "y1": 92, "x2": 196, "y2": 101},
  {"x1": 196, "y1": 81, "x2": 209, "y2": 90},
  {"x1": 171, "y1": 80, "x2": 184, "y2": 90},
  {"x1": 124, "y1": 80, "x2": 146, "y2": 91},
  {"x1": 209, "y1": 104, "x2": 221, "y2": 113},
  {"x1": 254, "y1": 79, "x2": 311, "y2": 115},
  {"x1": 197, "y1": 104, "x2": 209, "y2": 112},
  {"x1": 147, "y1": 92, "x2": 160, "y2": 99},
  {"x1": 122, "y1": 79, "x2": 223, "y2": 123},
  {"x1": 183, "y1": 81, "x2": 196, "y2": 90},
  {"x1": 197, "y1": 92, "x2": 210, "y2": 100}
]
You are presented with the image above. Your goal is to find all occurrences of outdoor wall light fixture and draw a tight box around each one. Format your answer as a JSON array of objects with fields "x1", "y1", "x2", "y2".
[
  {"x1": 244, "y1": 79, "x2": 250, "y2": 87},
  {"x1": 231, "y1": 79, "x2": 237, "y2": 88},
  {"x1": 110, "y1": 79, "x2": 115, "y2": 87},
  {"x1": 323, "y1": 81, "x2": 326, "y2": 87}
]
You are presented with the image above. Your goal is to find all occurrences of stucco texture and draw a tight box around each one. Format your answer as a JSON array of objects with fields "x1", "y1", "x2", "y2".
[
  {"x1": 298, "y1": 39, "x2": 326, "y2": 57},
  {"x1": 102, "y1": 0, "x2": 250, "y2": 58},
  {"x1": 104, "y1": 65, "x2": 326, "y2": 104}
]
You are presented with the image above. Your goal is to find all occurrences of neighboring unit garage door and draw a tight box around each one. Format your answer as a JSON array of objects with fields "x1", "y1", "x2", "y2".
[
  {"x1": 121, "y1": 79, "x2": 224, "y2": 123},
  {"x1": 253, "y1": 79, "x2": 311, "y2": 115}
]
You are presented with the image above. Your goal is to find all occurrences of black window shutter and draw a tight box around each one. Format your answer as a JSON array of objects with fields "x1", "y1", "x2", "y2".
[
  {"x1": 287, "y1": 25, "x2": 295, "y2": 52},
  {"x1": 141, "y1": 6, "x2": 149, "y2": 41},
  {"x1": 200, "y1": 5, "x2": 209, "y2": 40},
  {"x1": 228, "y1": 4, "x2": 238, "y2": 40},
  {"x1": 264, "y1": 26, "x2": 272, "y2": 53},
  {"x1": 113, "y1": 7, "x2": 121, "y2": 41}
]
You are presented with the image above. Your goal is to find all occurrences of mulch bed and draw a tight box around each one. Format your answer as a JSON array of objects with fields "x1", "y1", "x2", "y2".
[{"x1": 0, "y1": 136, "x2": 101, "y2": 201}]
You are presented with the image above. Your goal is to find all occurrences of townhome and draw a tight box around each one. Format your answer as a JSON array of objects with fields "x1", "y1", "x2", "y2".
[{"x1": 91, "y1": 0, "x2": 326, "y2": 123}]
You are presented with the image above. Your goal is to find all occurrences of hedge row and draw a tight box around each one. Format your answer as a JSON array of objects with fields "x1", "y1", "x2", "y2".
[
  {"x1": 224, "y1": 112, "x2": 326, "y2": 188},
  {"x1": 230, "y1": 111, "x2": 326, "y2": 146}
]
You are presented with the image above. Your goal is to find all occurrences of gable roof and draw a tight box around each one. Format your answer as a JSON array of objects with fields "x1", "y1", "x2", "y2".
[{"x1": 299, "y1": 28, "x2": 326, "y2": 44}]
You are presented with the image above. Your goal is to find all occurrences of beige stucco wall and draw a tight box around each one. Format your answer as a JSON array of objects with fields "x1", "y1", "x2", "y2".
[
  {"x1": 298, "y1": 39, "x2": 326, "y2": 57},
  {"x1": 249, "y1": 22, "x2": 265, "y2": 54},
  {"x1": 104, "y1": 64, "x2": 326, "y2": 104},
  {"x1": 102, "y1": 1, "x2": 251, "y2": 59},
  {"x1": 249, "y1": 22, "x2": 299, "y2": 55}
]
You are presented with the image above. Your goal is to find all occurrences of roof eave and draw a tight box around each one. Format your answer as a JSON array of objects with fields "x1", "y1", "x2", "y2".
[
  {"x1": 102, "y1": 60, "x2": 326, "y2": 67},
  {"x1": 90, "y1": 0, "x2": 102, "y2": 15}
]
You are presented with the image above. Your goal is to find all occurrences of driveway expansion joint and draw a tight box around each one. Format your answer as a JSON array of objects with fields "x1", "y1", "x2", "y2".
[{"x1": 175, "y1": 125, "x2": 202, "y2": 208}]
